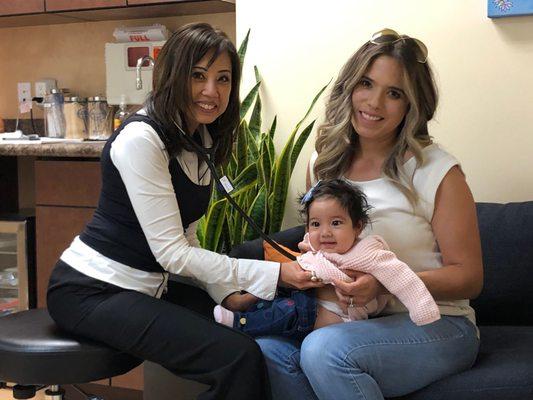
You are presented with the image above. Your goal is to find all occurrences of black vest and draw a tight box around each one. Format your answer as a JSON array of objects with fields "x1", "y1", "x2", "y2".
[{"x1": 80, "y1": 115, "x2": 212, "y2": 273}]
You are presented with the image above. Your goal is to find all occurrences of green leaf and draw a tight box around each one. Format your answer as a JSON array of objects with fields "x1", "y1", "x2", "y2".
[
  {"x1": 268, "y1": 116, "x2": 277, "y2": 140},
  {"x1": 249, "y1": 94, "x2": 262, "y2": 140},
  {"x1": 292, "y1": 82, "x2": 329, "y2": 136},
  {"x1": 237, "y1": 29, "x2": 250, "y2": 67},
  {"x1": 240, "y1": 81, "x2": 261, "y2": 120},
  {"x1": 203, "y1": 199, "x2": 228, "y2": 251},
  {"x1": 243, "y1": 185, "x2": 267, "y2": 241},
  {"x1": 269, "y1": 134, "x2": 295, "y2": 233},
  {"x1": 233, "y1": 163, "x2": 258, "y2": 191},
  {"x1": 290, "y1": 120, "x2": 315, "y2": 172},
  {"x1": 236, "y1": 120, "x2": 249, "y2": 175}
]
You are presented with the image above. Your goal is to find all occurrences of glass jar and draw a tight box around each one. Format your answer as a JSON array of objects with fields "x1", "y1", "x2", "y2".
[
  {"x1": 64, "y1": 96, "x2": 88, "y2": 139},
  {"x1": 87, "y1": 96, "x2": 113, "y2": 140},
  {"x1": 43, "y1": 89, "x2": 66, "y2": 138}
]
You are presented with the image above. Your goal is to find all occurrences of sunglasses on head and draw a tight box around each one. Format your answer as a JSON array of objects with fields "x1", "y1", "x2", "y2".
[{"x1": 370, "y1": 28, "x2": 428, "y2": 64}]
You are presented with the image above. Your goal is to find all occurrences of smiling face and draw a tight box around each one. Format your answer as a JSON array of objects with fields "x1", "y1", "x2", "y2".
[
  {"x1": 184, "y1": 50, "x2": 232, "y2": 134},
  {"x1": 307, "y1": 197, "x2": 363, "y2": 254},
  {"x1": 351, "y1": 55, "x2": 410, "y2": 144}
]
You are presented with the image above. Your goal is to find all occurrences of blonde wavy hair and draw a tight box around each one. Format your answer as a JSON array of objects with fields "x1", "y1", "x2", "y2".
[{"x1": 314, "y1": 35, "x2": 438, "y2": 206}]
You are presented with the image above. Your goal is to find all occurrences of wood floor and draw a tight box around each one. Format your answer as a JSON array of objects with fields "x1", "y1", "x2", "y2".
[{"x1": 0, "y1": 388, "x2": 45, "y2": 399}]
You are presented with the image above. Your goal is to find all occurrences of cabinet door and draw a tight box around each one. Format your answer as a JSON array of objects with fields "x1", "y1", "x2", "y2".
[
  {"x1": 35, "y1": 206, "x2": 95, "y2": 307},
  {"x1": 0, "y1": 0, "x2": 44, "y2": 16},
  {"x1": 35, "y1": 160, "x2": 101, "y2": 207},
  {"x1": 45, "y1": 0, "x2": 126, "y2": 12},
  {"x1": 127, "y1": 0, "x2": 183, "y2": 4}
]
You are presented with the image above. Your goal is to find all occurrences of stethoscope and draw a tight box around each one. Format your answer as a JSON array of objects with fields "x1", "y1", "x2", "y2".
[{"x1": 170, "y1": 117, "x2": 297, "y2": 261}]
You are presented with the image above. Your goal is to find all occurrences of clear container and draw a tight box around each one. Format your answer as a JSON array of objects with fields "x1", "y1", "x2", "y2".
[
  {"x1": 64, "y1": 96, "x2": 88, "y2": 139},
  {"x1": 43, "y1": 89, "x2": 66, "y2": 138},
  {"x1": 88, "y1": 96, "x2": 113, "y2": 140},
  {"x1": 113, "y1": 94, "x2": 131, "y2": 130}
]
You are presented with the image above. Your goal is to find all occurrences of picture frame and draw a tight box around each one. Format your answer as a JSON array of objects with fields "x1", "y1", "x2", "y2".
[{"x1": 488, "y1": 0, "x2": 533, "y2": 18}]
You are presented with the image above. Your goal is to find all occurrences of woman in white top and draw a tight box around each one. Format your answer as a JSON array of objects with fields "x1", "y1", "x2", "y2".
[
  {"x1": 257, "y1": 29, "x2": 483, "y2": 400},
  {"x1": 46, "y1": 23, "x2": 322, "y2": 400}
]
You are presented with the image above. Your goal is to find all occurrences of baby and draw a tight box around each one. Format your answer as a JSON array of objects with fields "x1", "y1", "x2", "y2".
[{"x1": 215, "y1": 179, "x2": 440, "y2": 339}]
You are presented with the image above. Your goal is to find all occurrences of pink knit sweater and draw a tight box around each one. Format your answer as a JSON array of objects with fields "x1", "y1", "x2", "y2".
[{"x1": 297, "y1": 234, "x2": 441, "y2": 326}]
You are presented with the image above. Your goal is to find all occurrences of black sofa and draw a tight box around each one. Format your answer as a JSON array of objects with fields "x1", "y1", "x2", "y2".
[{"x1": 229, "y1": 201, "x2": 533, "y2": 400}]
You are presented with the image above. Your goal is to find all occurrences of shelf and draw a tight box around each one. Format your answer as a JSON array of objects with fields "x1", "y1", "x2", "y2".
[{"x1": 0, "y1": 0, "x2": 235, "y2": 28}]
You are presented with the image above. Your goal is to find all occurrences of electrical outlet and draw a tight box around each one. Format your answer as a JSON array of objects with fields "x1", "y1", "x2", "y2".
[
  {"x1": 35, "y1": 79, "x2": 57, "y2": 98},
  {"x1": 17, "y1": 82, "x2": 32, "y2": 104}
]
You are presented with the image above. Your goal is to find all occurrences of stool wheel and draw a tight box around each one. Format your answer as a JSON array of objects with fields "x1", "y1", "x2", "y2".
[{"x1": 13, "y1": 384, "x2": 36, "y2": 399}]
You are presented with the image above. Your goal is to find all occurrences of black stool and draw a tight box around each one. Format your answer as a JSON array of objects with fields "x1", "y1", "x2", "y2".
[{"x1": 0, "y1": 309, "x2": 141, "y2": 399}]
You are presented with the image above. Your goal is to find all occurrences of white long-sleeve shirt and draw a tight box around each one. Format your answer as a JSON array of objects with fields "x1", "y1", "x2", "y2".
[{"x1": 61, "y1": 113, "x2": 280, "y2": 304}]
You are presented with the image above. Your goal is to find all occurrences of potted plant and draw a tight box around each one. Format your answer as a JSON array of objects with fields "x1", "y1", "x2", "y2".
[{"x1": 197, "y1": 31, "x2": 327, "y2": 253}]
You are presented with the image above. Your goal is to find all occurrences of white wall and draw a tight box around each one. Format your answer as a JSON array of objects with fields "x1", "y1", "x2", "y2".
[{"x1": 236, "y1": 0, "x2": 533, "y2": 228}]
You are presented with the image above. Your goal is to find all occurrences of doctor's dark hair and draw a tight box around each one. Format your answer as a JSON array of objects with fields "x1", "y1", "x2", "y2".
[
  {"x1": 145, "y1": 22, "x2": 240, "y2": 165},
  {"x1": 298, "y1": 179, "x2": 371, "y2": 228}
]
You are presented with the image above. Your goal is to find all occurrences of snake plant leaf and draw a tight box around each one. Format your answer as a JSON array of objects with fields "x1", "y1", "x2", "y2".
[
  {"x1": 236, "y1": 120, "x2": 249, "y2": 175},
  {"x1": 237, "y1": 29, "x2": 250, "y2": 67},
  {"x1": 246, "y1": 123, "x2": 259, "y2": 161},
  {"x1": 243, "y1": 185, "x2": 268, "y2": 241},
  {"x1": 233, "y1": 163, "x2": 258, "y2": 191},
  {"x1": 203, "y1": 198, "x2": 228, "y2": 251},
  {"x1": 196, "y1": 216, "x2": 206, "y2": 246},
  {"x1": 249, "y1": 95, "x2": 262, "y2": 140},
  {"x1": 249, "y1": 67, "x2": 263, "y2": 140},
  {"x1": 240, "y1": 81, "x2": 261, "y2": 120},
  {"x1": 291, "y1": 82, "x2": 329, "y2": 137},
  {"x1": 268, "y1": 116, "x2": 277, "y2": 140},
  {"x1": 269, "y1": 134, "x2": 295, "y2": 233},
  {"x1": 258, "y1": 134, "x2": 272, "y2": 190},
  {"x1": 290, "y1": 120, "x2": 316, "y2": 172}
]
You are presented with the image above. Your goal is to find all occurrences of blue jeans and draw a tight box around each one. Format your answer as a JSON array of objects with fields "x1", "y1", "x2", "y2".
[
  {"x1": 234, "y1": 289, "x2": 317, "y2": 341},
  {"x1": 257, "y1": 314, "x2": 479, "y2": 400}
]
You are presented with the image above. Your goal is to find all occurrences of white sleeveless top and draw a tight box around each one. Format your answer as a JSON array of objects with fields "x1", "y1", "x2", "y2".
[{"x1": 309, "y1": 143, "x2": 476, "y2": 324}]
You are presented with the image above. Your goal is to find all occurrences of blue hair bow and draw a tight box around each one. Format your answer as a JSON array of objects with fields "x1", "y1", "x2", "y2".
[{"x1": 301, "y1": 180, "x2": 321, "y2": 204}]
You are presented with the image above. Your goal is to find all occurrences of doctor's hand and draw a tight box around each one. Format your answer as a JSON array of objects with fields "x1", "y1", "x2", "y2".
[{"x1": 279, "y1": 261, "x2": 325, "y2": 290}]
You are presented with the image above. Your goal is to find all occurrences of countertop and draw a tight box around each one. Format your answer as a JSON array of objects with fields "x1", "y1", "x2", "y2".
[{"x1": 0, "y1": 141, "x2": 105, "y2": 158}]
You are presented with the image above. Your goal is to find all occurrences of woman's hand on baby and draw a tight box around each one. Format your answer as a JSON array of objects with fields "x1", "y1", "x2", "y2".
[
  {"x1": 333, "y1": 271, "x2": 386, "y2": 306},
  {"x1": 222, "y1": 292, "x2": 259, "y2": 312},
  {"x1": 279, "y1": 261, "x2": 325, "y2": 290}
]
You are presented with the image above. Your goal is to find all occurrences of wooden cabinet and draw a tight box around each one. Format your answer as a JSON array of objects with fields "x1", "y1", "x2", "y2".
[
  {"x1": 0, "y1": 0, "x2": 234, "y2": 27},
  {"x1": 127, "y1": 0, "x2": 186, "y2": 4},
  {"x1": 34, "y1": 160, "x2": 101, "y2": 308},
  {"x1": 0, "y1": 0, "x2": 44, "y2": 16},
  {"x1": 45, "y1": 0, "x2": 126, "y2": 12}
]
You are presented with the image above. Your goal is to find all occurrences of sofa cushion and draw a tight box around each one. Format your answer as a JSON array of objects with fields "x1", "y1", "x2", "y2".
[
  {"x1": 472, "y1": 202, "x2": 533, "y2": 326},
  {"x1": 392, "y1": 325, "x2": 533, "y2": 400}
]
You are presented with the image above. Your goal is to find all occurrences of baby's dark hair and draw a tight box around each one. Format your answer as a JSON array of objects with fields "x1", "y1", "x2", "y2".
[{"x1": 298, "y1": 179, "x2": 371, "y2": 228}]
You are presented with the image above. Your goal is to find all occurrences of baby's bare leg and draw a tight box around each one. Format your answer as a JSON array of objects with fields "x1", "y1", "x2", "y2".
[{"x1": 314, "y1": 305, "x2": 343, "y2": 329}]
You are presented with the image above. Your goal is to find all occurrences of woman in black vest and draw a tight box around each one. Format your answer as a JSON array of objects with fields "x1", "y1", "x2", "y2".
[{"x1": 46, "y1": 22, "x2": 323, "y2": 400}]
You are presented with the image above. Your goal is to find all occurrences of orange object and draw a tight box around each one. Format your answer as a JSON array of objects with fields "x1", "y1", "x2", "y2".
[{"x1": 263, "y1": 241, "x2": 300, "y2": 263}]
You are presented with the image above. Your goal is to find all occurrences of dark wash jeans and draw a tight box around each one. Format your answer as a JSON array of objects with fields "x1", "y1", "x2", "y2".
[{"x1": 234, "y1": 288, "x2": 317, "y2": 341}]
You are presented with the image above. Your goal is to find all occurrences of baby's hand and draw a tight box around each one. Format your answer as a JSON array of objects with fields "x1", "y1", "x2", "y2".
[
  {"x1": 221, "y1": 292, "x2": 259, "y2": 312},
  {"x1": 298, "y1": 240, "x2": 312, "y2": 253}
]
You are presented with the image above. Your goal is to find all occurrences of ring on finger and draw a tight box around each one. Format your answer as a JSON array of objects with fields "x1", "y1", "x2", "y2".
[
  {"x1": 349, "y1": 296, "x2": 354, "y2": 307},
  {"x1": 310, "y1": 271, "x2": 318, "y2": 282}
]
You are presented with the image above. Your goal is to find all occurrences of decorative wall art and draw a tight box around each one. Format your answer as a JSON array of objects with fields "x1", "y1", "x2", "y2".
[{"x1": 488, "y1": 0, "x2": 533, "y2": 17}]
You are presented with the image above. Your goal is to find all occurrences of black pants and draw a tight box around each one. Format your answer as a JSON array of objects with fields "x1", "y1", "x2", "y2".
[{"x1": 47, "y1": 260, "x2": 271, "y2": 400}]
